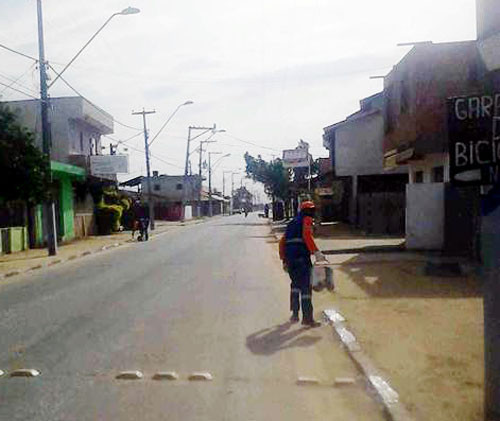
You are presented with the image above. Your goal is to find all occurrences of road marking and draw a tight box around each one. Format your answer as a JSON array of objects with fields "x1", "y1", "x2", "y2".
[
  {"x1": 334, "y1": 377, "x2": 356, "y2": 386},
  {"x1": 296, "y1": 376, "x2": 320, "y2": 385},
  {"x1": 10, "y1": 369, "x2": 40, "y2": 378},
  {"x1": 116, "y1": 370, "x2": 143, "y2": 380},
  {"x1": 153, "y1": 371, "x2": 179, "y2": 381},
  {"x1": 369, "y1": 375, "x2": 399, "y2": 405},
  {"x1": 188, "y1": 372, "x2": 213, "y2": 381},
  {"x1": 324, "y1": 308, "x2": 346, "y2": 323}
]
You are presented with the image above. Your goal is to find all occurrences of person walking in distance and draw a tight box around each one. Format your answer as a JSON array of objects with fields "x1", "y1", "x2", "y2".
[{"x1": 279, "y1": 201, "x2": 328, "y2": 327}]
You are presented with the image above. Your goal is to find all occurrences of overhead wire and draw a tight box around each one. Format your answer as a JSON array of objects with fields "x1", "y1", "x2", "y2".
[
  {"x1": 0, "y1": 80, "x2": 40, "y2": 101},
  {"x1": 47, "y1": 64, "x2": 142, "y2": 131},
  {"x1": 0, "y1": 42, "x2": 38, "y2": 62},
  {"x1": 0, "y1": 64, "x2": 38, "y2": 97},
  {"x1": 103, "y1": 132, "x2": 142, "y2": 145},
  {"x1": 125, "y1": 143, "x2": 184, "y2": 170},
  {"x1": 221, "y1": 133, "x2": 281, "y2": 152}
]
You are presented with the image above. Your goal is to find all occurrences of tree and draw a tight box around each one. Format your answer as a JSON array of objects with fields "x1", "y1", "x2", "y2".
[
  {"x1": 244, "y1": 152, "x2": 291, "y2": 200},
  {"x1": 232, "y1": 186, "x2": 253, "y2": 210},
  {"x1": 0, "y1": 105, "x2": 49, "y2": 205}
]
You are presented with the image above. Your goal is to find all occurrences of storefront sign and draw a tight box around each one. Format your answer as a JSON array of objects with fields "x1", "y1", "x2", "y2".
[
  {"x1": 90, "y1": 155, "x2": 129, "y2": 175},
  {"x1": 448, "y1": 94, "x2": 500, "y2": 185}
]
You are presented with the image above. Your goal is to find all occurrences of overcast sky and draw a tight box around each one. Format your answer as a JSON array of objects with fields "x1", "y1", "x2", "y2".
[{"x1": 0, "y1": 0, "x2": 477, "y2": 198}]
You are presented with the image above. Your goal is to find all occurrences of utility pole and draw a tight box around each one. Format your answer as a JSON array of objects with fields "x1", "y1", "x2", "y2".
[
  {"x1": 208, "y1": 153, "x2": 213, "y2": 217},
  {"x1": 223, "y1": 170, "x2": 232, "y2": 215},
  {"x1": 230, "y1": 172, "x2": 238, "y2": 214},
  {"x1": 132, "y1": 108, "x2": 156, "y2": 230},
  {"x1": 182, "y1": 125, "x2": 216, "y2": 221},
  {"x1": 197, "y1": 138, "x2": 216, "y2": 217},
  {"x1": 207, "y1": 152, "x2": 225, "y2": 217},
  {"x1": 37, "y1": 0, "x2": 57, "y2": 256}
]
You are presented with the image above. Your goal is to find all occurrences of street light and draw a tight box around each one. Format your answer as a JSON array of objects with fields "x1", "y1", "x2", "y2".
[
  {"x1": 48, "y1": 6, "x2": 140, "y2": 89},
  {"x1": 148, "y1": 101, "x2": 194, "y2": 147},
  {"x1": 35, "y1": 1, "x2": 139, "y2": 256},
  {"x1": 208, "y1": 152, "x2": 230, "y2": 217},
  {"x1": 182, "y1": 124, "x2": 217, "y2": 221},
  {"x1": 222, "y1": 170, "x2": 233, "y2": 213},
  {"x1": 230, "y1": 170, "x2": 241, "y2": 215}
]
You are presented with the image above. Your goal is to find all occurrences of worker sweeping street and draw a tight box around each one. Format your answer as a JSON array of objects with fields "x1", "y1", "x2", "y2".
[{"x1": 279, "y1": 201, "x2": 328, "y2": 327}]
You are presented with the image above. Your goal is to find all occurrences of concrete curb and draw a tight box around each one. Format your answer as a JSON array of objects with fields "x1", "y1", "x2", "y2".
[
  {"x1": 323, "y1": 309, "x2": 414, "y2": 421},
  {"x1": 0, "y1": 220, "x2": 208, "y2": 282}
]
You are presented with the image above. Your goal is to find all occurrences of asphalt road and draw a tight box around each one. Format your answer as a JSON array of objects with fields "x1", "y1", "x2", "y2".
[{"x1": 0, "y1": 214, "x2": 385, "y2": 420}]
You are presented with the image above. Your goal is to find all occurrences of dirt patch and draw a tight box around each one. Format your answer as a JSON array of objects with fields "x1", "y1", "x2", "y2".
[{"x1": 314, "y1": 255, "x2": 483, "y2": 421}]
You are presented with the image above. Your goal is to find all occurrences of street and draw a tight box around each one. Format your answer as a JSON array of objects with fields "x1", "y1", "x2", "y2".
[{"x1": 0, "y1": 214, "x2": 384, "y2": 421}]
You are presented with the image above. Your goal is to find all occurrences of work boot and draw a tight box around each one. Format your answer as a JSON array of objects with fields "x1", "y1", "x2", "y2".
[
  {"x1": 302, "y1": 319, "x2": 321, "y2": 328},
  {"x1": 290, "y1": 313, "x2": 299, "y2": 323}
]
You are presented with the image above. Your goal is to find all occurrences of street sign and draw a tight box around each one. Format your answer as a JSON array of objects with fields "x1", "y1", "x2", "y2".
[
  {"x1": 448, "y1": 93, "x2": 500, "y2": 185},
  {"x1": 282, "y1": 148, "x2": 309, "y2": 168}
]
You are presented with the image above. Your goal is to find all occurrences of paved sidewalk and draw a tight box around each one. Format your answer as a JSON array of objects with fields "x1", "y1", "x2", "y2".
[
  {"x1": 270, "y1": 220, "x2": 483, "y2": 421},
  {"x1": 0, "y1": 218, "x2": 206, "y2": 280}
]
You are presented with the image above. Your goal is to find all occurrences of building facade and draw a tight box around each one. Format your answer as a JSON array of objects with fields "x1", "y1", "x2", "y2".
[
  {"x1": 382, "y1": 41, "x2": 485, "y2": 252},
  {"x1": 323, "y1": 92, "x2": 408, "y2": 234},
  {"x1": 3, "y1": 96, "x2": 120, "y2": 246}
]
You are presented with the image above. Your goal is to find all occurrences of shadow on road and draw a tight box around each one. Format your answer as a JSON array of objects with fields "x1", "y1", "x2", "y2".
[{"x1": 246, "y1": 322, "x2": 321, "y2": 356}]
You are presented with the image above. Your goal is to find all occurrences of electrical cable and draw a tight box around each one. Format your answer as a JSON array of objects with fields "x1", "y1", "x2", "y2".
[
  {"x1": 47, "y1": 64, "x2": 142, "y2": 131},
  {"x1": 125, "y1": 143, "x2": 184, "y2": 170},
  {"x1": 0, "y1": 64, "x2": 38, "y2": 96},
  {"x1": 0, "y1": 42, "x2": 38, "y2": 62},
  {"x1": 221, "y1": 133, "x2": 281, "y2": 152},
  {"x1": 103, "y1": 132, "x2": 142, "y2": 145},
  {"x1": 0, "y1": 80, "x2": 40, "y2": 100}
]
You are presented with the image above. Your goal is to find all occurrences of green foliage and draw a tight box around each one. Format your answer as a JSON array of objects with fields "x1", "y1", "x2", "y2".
[
  {"x1": 244, "y1": 152, "x2": 291, "y2": 200},
  {"x1": 0, "y1": 105, "x2": 49, "y2": 205},
  {"x1": 94, "y1": 188, "x2": 131, "y2": 234},
  {"x1": 96, "y1": 199, "x2": 123, "y2": 234}
]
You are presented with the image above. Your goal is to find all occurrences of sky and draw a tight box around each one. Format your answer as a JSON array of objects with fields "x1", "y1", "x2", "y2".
[{"x1": 0, "y1": 0, "x2": 477, "y2": 200}]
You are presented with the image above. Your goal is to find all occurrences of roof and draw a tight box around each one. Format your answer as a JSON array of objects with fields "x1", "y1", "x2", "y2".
[{"x1": 120, "y1": 176, "x2": 143, "y2": 187}]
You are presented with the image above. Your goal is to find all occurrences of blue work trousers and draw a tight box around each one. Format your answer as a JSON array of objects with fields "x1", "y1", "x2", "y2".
[{"x1": 287, "y1": 257, "x2": 313, "y2": 321}]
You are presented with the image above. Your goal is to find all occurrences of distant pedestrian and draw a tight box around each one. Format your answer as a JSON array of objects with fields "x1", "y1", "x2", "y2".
[
  {"x1": 279, "y1": 201, "x2": 327, "y2": 327},
  {"x1": 264, "y1": 203, "x2": 269, "y2": 218},
  {"x1": 132, "y1": 201, "x2": 150, "y2": 241}
]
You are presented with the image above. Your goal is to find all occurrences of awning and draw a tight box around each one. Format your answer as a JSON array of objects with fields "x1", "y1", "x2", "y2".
[
  {"x1": 383, "y1": 148, "x2": 414, "y2": 169},
  {"x1": 50, "y1": 161, "x2": 86, "y2": 180}
]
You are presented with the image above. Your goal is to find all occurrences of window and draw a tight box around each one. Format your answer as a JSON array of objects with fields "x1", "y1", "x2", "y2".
[
  {"x1": 432, "y1": 166, "x2": 444, "y2": 183},
  {"x1": 176, "y1": 183, "x2": 183, "y2": 190},
  {"x1": 154, "y1": 184, "x2": 161, "y2": 191},
  {"x1": 414, "y1": 171, "x2": 424, "y2": 183}
]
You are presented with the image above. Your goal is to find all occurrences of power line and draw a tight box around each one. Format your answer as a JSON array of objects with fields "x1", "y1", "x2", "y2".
[
  {"x1": 0, "y1": 42, "x2": 38, "y2": 62},
  {"x1": 126, "y1": 143, "x2": 184, "y2": 170},
  {"x1": 0, "y1": 66, "x2": 38, "y2": 97},
  {"x1": 47, "y1": 64, "x2": 142, "y2": 131},
  {"x1": 103, "y1": 132, "x2": 142, "y2": 145},
  {"x1": 0, "y1": 80, "x2": 40, "y2": 100},
  {"x1": 222, "y1": 133, "x2": 281, "y2": 152}
]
